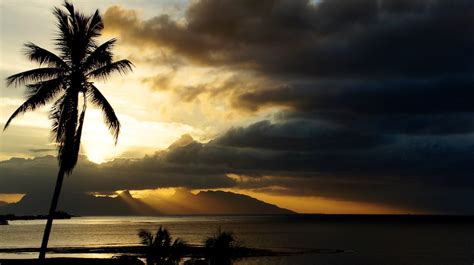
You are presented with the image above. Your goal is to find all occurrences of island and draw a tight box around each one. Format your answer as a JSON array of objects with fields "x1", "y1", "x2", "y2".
[{"x1": 0, "y1": 211, "x2": 73, "y2": 221}]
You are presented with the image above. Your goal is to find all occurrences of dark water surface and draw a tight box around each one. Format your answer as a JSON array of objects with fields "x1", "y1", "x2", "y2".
[{"x1": 1, "y1": 215, "x2": 473, "y2": 265}]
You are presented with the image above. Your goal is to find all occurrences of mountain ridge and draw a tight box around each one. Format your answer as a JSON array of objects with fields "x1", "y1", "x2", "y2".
[{"x1": 0, "y1": 190, "x2": 295, "y2": 215}]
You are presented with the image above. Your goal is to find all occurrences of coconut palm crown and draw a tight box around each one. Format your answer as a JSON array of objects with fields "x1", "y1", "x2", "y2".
[
  {"x1": 4, "y1": 1, "x2": 133, "y2": 173},
  {"x1": 138, "y1": 226, "x2": 187, "y2": 265},
  {"x1": 3, "y1": 1, "x2": 133, "y2": 260}
]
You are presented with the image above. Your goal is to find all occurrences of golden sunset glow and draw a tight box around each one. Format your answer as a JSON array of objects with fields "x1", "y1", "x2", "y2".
[
  {"x1": 0, "y1": 193, "x2": 24, "y2": 204},
  {"x1": 109, "y1": 188, "x2": 412, "y2": 214},
  {"x1": 207, "y1": 189, "x2": 413, "y2": 214},
  {"x1": 129, "y1": 188, "x2": 177, "y2": 198},
  {"x1": 81, "y1": 108, "x2": 202, "y2": 163},
  {"x1": 1, "y1": 0, "x2": 473, "y2": 218}
]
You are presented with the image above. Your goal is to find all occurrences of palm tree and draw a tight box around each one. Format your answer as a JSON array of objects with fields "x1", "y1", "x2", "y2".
[
  {"x1": 3, "y1": 2, "x2": 133, "y2": 260},
  {"x1": 138, "y1": 226, "x2": 188, "y2": 265},
  {"x1": 204, "y1": 229, "x2": 238, "y2": 265}
]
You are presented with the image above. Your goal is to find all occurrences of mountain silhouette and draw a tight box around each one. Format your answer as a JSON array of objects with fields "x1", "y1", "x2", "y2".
[
  {"x1": 0, "y1": 191, "x2": 157, "y2": 216},
  {"x1": 152, "y1": 190, "x2": 294, "y2": 214},
  {"x1": 0, "y1": 190, "x2": 294, "y2": 215}
]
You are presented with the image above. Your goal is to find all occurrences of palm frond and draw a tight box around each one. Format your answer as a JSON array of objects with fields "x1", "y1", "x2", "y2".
[
  {"x1": 49, "y1": 95, "x2": 66, "y2": 143},
  {"x1": 204, "y1": 237, "x2": 216, "y2": 248},
  {"x1": 87, "y1": 60, "x2": 133, "y2": 81},
  {"x1": 172, "y1": 238, "x2": 187, "y2": 248},
  {"x1": 64, "y1": 1, "x2": 75, "y2": 19},
  {"x1": 53, "y1": 6, "x2": 73, "y2": 58},
  {"x1": 55, "y1": 1, "x2": 91, "y2": 65},
  {"x1": 4, "y1": 78, "x2": 63, "y2": 131},
  {"x1": 169, "y1": 238, "x2": 187, "y2": 263},
  {"x1": 6, "y1": 68, "x2": 62, "y2": 87},
  {"x1": 74, "y1": 10, "x2": 92, "y2": 49},
  {"x1": 87, "y1": 84, "x2": 120, "y2": 144},
  {"x1": 24, "y1": 42, "x2": 69, "y2": 69},
  {"x1": 25, "y1": 79, "x2": 60, "y2": 95},
  {"x1": 83, "y1": 38, "x2": 116, "y2": 72},
  {"x1": 56, "y1": 90, "x2": 79, "y2": 174},
  {"x1": 69, "y1": 93, "x2": 87, "y2": 173},
  {"x1": 138, "y1": 230, "x2": 154, "y2": 246},
  {"x1": 49, "y1": 94, "x2": 78, "y2": 164},
  {"x1": 64, "y1": 0, "x2": 80, "y2": 37},
  {"x1": 86, "y1": 9, "x2": 104, "y2": 40}
]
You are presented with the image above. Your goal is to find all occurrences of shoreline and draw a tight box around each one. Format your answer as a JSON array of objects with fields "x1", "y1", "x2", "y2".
[
  {"x1": 0, "y1": 245, "x2": 349, "y2": 259},
  {"x1": 0, "y1": 213, "x2": 73, "y2": 221},
  {"x1": 0, "y1": 258, "x2": 144, "y2": 265}
]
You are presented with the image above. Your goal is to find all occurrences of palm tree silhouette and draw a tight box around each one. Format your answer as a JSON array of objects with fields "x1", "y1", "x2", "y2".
[
  {"x1": 138, "y1": 226, "x2": 187, "y2": 265},
  {"x1": 204, "y1": 228, "x2": 239, "y2": 265},
  {"x1": 3, "y1": 1, "x2": 133, "y2": 260}
]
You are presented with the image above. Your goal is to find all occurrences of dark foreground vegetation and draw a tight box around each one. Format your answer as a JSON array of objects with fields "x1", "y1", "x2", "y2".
[{"x1": 0, "y1": 226, "x2": 348, "y2": 265}]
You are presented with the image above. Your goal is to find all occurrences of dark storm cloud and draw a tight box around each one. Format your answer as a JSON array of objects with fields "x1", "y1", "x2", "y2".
[
  {"x1": 213, "y1": 119, "x2": 391, "y2": 151},
  {"x1": 0, "y1": 147, "x2": 237, "y2": 195},
  {"x1": 164, "y1": 127, "x2": 474, "y2": 214},
  {"x1": 104, "y1": 0, "x2": 474, "y2": 78},
  {"x1": 234, "y1": 77, "x2": 474, "y2": 135},
  {"x1": 1, "y1": 130, "x2": 473, "y2": 213},
  {"x1": 235, "y1": 77, "x2": 474, "y2": 115},
  {"x1": 166, "y1": 126, "x2": 473, "y2": 183}
]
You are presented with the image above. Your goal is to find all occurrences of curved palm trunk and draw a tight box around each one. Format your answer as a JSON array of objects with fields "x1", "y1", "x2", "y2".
[{"x1": 38, "y1": 168, "x2": 65, "y2": 260}]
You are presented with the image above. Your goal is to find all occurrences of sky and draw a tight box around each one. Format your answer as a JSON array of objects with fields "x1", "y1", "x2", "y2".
[{"x1": 0, "y1": 0, "x2": 473, "y2": 214}]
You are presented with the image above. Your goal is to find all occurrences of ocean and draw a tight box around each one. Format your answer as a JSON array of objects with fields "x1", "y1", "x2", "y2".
[{"x1": 1, "y1": 215, "x2": 473, "y2": 265}]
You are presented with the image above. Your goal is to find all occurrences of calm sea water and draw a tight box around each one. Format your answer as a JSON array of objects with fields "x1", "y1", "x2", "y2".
[{"x1": 1, "y1": 215, "x2": 473, "y2": 265}]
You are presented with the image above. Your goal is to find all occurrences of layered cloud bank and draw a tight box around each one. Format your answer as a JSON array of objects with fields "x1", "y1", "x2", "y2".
[
  {"x1": 101, "y1": 0, "x2": 474, "y2": 147},
  {"x1": 101, "y1": 0, "x2": 474, "y2": 213},
  {"x1": 1, "y1": 0, "x2": 473, "y2": 214},
  {"x1": 1, "y1": 129, "x2": 473, "y2": 214}
]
